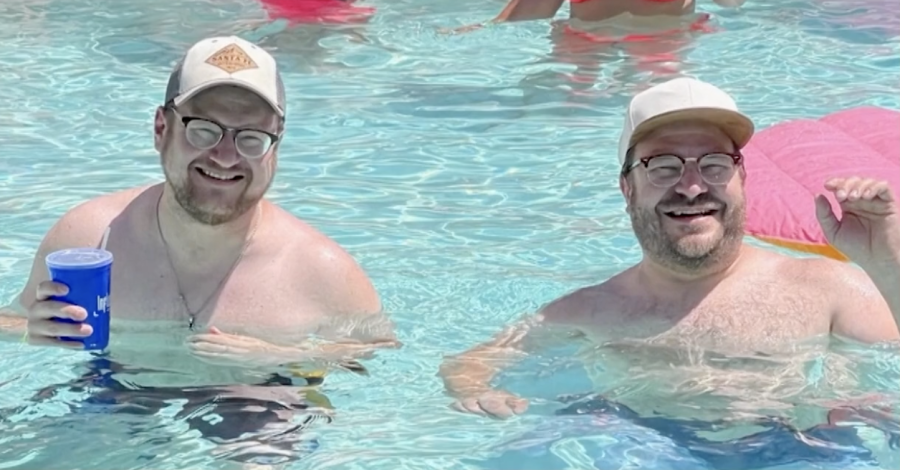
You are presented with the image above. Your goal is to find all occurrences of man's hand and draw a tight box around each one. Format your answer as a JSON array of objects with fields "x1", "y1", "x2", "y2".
[
  {"x1": 26, "y1": 281, "x2": 90, "y2": 349},
  {"x1": 451, "y1": 389, "x2": 529, "y2": 419},
  {"x1": 187, "y1": 326, "x2": 292, "y2": 368},
  {"x1": 815, "y1": 177, "x2": 900, "y2": 267}
]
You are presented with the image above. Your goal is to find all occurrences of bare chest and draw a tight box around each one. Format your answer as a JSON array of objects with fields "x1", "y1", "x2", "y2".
[
  {"x1": 673, "y1": 285, "x2": 830, "y2": 346},
  {"x1": 589, "y1": 280, "x2": 833, "y2": 349},
  {"x1": 106, "y1": 250, "x2": 324, "y2": 337}
]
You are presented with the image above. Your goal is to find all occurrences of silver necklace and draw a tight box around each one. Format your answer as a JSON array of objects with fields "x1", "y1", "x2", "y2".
[{"x1": 155, "y1": 192, "x2": 261, "y2": 330}]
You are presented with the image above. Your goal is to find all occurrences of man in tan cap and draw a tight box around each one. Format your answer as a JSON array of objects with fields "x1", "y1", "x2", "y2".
[
  {"x1": 439, "y1": 77, "x2": 900, "y2": 426},
  {"x1": 0, "y1": 36, "x2": 398, "y2": 463}
]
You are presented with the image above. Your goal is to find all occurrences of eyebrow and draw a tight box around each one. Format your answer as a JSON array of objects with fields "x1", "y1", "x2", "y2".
[{"x1": 188, "y1": 108, "x2": 276, "y2": 131}]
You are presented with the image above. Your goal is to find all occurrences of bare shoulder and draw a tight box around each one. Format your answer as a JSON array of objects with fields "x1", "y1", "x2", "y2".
[
  {"x1": 267, "y1": 204, "x2": 381, "y2": 316},
  {"x1": 13, "y1": 185, "x2": 153, "y2": 310},
  {"x1": 777, "y1": 254, "x2": 898, "y2": 343},
  {"x1": 539, "y1": 269, "x2": 634, "y2": 326},
  {"x1": 46, "y1": 185, "x2": 150, "y2": 247}
]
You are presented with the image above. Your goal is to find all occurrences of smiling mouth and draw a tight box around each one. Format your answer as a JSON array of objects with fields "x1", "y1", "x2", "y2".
[
  {"x1": 664, "y1": 208, "x2": 719, "y2": 220},
  {"x1": 195, "y1": 167, "x2": 244, "y2": 182}
]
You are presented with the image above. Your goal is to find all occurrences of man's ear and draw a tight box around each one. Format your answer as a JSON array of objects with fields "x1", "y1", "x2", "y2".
[
  {"x1": 153, "y1": 106, "x2": 167, "y2": 152},
  {"x1": 620, "y1": 174, "x2": 633, "y2": 201}
]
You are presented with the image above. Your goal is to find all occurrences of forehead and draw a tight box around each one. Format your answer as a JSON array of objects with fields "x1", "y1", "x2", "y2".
[
  {"x1": 635, "y1": 121, "x2": 735, "y2": 156},
  {"x1": 182, "y1": 85, "x2": 278, "y2": 126}
]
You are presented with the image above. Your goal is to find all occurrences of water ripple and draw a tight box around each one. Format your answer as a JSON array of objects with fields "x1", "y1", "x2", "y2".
[{"x1": 1, "y1": 0, "x2": 899, "y2": 468}]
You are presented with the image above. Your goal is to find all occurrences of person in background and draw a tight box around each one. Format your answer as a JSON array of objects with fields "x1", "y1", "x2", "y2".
[
  {"x1": 0, "y1": 35, "x2": 399, "y2": 464},
  {"x1": 438, "y1": 77, "x2": 900, "y2": 463},
  {"x1": 443, "y1": 0, "x2": 748, "y2": 87}
]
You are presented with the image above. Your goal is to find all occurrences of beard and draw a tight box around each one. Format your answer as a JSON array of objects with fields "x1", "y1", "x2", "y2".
[
  {"x1": 628, "y1": 191, "x2": 745, "y2": 272},
  {"x1": 163, "y1": 161, "x2": 268, "y2": 226}
]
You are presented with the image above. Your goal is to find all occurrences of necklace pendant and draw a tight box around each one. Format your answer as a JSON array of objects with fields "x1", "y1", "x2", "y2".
[{"x1": 188, "y1": 314, "x2": 195, "y2": 331}]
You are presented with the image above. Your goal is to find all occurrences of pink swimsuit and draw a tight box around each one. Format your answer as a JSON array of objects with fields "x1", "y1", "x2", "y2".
[{"x1": 259, "y1": 0, "x2": 376, "y2": 25}]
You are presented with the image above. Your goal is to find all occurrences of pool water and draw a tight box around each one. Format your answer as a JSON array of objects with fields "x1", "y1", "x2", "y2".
[{"x1": 1, "y1": 0, "x2": 899, "y2": 468}]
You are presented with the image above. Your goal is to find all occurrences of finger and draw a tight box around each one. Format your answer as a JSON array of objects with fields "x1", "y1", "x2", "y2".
[
  {"x1": 481, "y1": 399, "x2": 516, "y2": 419},
  {"x1": 31, "y1": 301, "x2": 87, "y2": 322},
  {"x1": 186, "y1": 334, "x2": 253, "y2": 349},
  {"x1": 209, "y1": 326, "x2": 224, "y2": 335},
  {"x1": 191, "y1": 349, "x2": 231, "y2": 359},
  {"x1": 25, "y1": 332, "x2": 85, "y2": 349},
  {"x1": 185, "y1": 334, "x2": 216, "y2": 343},
  {"x1": 823, "y1": 177, "x2": 845, "y2": 192},
  {"x1": 186, "y1": 333, "x2": 237, "y2": 345},
  {"x1": 825, "y1": 176, "x2": 859, "y2": 202},
  {"x1": 845, "y1": 178, "x2": 876, "y2": 202},
  {"x1": 36, "y1": 281, "x2": 68, "y2": 301},
  {"x1": 190, "y1": 341, "x2": 247, "y2": 355},
  {"x1": 457, "y1": 398, "x2": 488, "y2": 416},
  {"x1": 190, "y1": 351, "x2": 235, "y2": 366},
  {"x1": 188, "y1": 341, "x2": 228, "y2": 353},
  {"x1": 28, "y1": 318, "x2": 92, "y2": 338},
  {"x1": 870, "y1": 181, "x2": 895, "y2": 202},
  {"x1": 815, "y1": 194, "x2": 840, "y2": 244},
  {"x1": 857, "y1": 180, "x2": 882, "y2": 201},
  {"x1": 58, "y1": 304, "x2": 88, "y2": 322},
  {"x1": 509, "y1": 397, "x2": 529, "y2": 415}
]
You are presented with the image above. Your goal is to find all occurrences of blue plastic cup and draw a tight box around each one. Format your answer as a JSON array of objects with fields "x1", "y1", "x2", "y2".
[{"x1": 45, "y1": 248, "x2": 114, "y2": 351}]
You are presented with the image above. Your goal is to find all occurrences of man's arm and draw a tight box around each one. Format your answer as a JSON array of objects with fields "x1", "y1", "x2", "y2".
[
  {"x1": 829, "y1": 260, "x2": 900, "y2": 344},
  {"x1": 860, "y1": 259, "x2": 900, "y2": 336},
  {"x1": 292, "y1": 242, "x2": 401, "y2": 362},
  {"x1": 0, "y1": 301, "x2": 28, "y2": 340},
  {"x1": 439, "y1": 311, "x2": 585, "y2": 399},
  {"x1": 857, "y1": 229, "x2": 900, "y2": 330},
  {"x1": 0, "y1": 192, "x2": 126, "y2": 342}
]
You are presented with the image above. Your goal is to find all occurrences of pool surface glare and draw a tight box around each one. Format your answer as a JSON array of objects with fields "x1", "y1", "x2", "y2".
[{"x1": 0, "y1": 0, "x2": 899, "y2": 469}]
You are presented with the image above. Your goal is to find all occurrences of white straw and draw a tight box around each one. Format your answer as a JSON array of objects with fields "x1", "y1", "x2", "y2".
[{"x1": 100, "y1": 226, "x2": 110, "y2": 250}]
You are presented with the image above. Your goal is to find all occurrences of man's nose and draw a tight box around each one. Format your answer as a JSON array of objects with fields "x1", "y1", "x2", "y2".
[
  {"x1": 673, "y1": 163, "x2": 707, "y2": 200},
  {"x1": 209, "y1": 132, "x2": 241, "y2": 168}
]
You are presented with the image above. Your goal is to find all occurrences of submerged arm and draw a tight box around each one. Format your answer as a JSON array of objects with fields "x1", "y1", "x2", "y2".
[
  {"x1": 279, "y1": 310, "x2": 402, "y2": 372},
  {"x1": 439, "y1": 313, "x2": 584, "y2": 399},
  {"x1": 0, "y1": 302, "x2": 27, "y2": 340}
]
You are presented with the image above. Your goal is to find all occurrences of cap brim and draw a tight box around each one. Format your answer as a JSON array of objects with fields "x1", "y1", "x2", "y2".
[
  {"x1": 629, "y1": 108, "x2": 754, "y2": 151},
  {"x1": 171, "y1": 78, "x2": 284, "y2": 118}
]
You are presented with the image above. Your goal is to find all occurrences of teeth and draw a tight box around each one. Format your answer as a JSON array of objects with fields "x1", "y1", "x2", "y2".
[
  {"x1": 671, "y1": 209, "x2": 714, "y2": 216},
  {"x1": 200, "y1": 168, "x2": 233, "y2": 180}
]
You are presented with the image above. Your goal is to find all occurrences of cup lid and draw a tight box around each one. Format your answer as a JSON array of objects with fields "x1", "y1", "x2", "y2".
[{"x1": 46, "y1": 248, "x2": 114, "y2": 269}]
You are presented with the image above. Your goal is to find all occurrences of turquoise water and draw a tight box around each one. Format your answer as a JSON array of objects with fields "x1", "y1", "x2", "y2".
[{"x1": 1, "y1": 0, "x2": 900, "y2": 468}]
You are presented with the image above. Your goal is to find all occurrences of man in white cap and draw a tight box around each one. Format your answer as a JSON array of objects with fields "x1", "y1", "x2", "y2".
[
  {"x1": 438, "y1": 77, "x2": 900, "y2": 427},
  {"x1": 0, "y1": 36, "x2": 398, "y2": 462}
]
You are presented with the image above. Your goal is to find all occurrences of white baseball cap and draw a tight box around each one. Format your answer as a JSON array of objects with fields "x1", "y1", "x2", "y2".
[
  {"x1": 164, "y1": 36, "x2": 285, "y2": 117},
  {"x1": 617, "y1": 77, "x2": 754, "y2": 165}
]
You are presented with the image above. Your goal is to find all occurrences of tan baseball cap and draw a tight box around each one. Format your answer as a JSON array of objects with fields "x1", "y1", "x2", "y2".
[
  {"x1": 164, "y1": 36, "x2": 285, "y2": 117},
  {"x1": 617, "y1": 77, "x2": 754, "y2": 165}
]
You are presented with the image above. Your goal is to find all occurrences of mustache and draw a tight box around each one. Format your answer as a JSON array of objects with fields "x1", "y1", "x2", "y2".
[{"x1": 656, "y1": 193, "x2": 725, "y2": 212}]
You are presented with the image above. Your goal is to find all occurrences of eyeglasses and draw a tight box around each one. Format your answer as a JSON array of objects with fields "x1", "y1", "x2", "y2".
[
  {"x1": 622, "y1": 152, "x2": 743, "y2": 188},
  {"x1": 170, "y1": 109, "x2": 280, "y2": 159}
]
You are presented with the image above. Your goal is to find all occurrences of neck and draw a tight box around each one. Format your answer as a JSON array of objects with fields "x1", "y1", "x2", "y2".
[
  {"x1": 638, "y1": 244, "x2": 749, "y2": 292},
  {"x1": 156, "y1": 185, "x2": 261, "y2": 262}
]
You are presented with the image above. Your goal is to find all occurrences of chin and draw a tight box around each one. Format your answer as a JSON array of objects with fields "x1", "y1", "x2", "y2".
[{"x1": 672, "y1": 232, "x2": 724, "y2": 259}]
